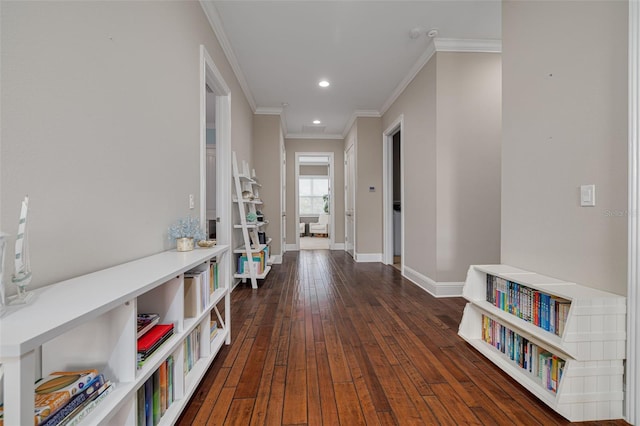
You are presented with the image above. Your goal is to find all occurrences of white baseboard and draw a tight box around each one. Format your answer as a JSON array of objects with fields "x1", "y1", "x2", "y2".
[
  {"x1": 355, "y1": 252, "x2": 382, "y2": 263},
  {"x1": 331, "y1": 243, "x2": 345, "y2": 250},
  {"x1": 271, "y1": 255, "x2": 283, "y2": 264},
  {"x1": 403, "y1": 266, "x2": 464, "y2": 298},
  {"x1": 285, "y1": 244, "x2": 299, "y2": 251}
]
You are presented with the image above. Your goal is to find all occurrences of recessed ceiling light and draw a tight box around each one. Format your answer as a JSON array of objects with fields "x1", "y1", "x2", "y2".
[
  {"x1": 318, "y1": 80, "x2": 330, "y2": 88},
  {"x1": 313, "y1": 120, "x2": 321, "y2": 125}
]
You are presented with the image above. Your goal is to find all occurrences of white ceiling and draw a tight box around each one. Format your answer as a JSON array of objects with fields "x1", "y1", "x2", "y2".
[{"x1": 202, "y1": 1, "x2": 501, "y2": 138}]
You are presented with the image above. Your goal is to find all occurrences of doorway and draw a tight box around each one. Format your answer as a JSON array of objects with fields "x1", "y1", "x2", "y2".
[
  {"x1": 295, "y1": 153, "x2": 334, "y2": 250},
  {"x1": 383, "y1": 116, "x2": 404, "y2": 270}
]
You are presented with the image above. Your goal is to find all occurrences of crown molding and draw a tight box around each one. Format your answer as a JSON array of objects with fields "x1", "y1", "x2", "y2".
[
  {"x1": 199, "y1": 1, "x2": 257, "y2": 112},
  {"x1": 255, "y1": 107, "x2": 283, "y2": 115},
  {"x1": 434, "y1": 38, "x2": 502, "y2": 53},
  {"x1": 379, "y1": 40, "x2": 437, "y2": 116},
  {"x1": 379, "y1": 38, "x2": 501, "y2": 116},
  {"x1": 285, "y1": 133, "x2": 345, "y2": 141},
  {"x1": 342, "y1": 109, "x2": 382, "y2": 137}
]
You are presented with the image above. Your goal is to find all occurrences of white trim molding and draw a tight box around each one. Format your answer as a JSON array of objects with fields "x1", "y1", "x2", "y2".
[
  {"x1": 286, "y1": 133, "x2": 344, "y2": 140},
  {"x1": 286, "y1": 243, "x2": 299, "y2": 252},
  {"x1": 403, "y1": 266, "x2": 464, "y2": 298},
  {"x1": 342, "y1": 110, "x2": 382, "y2": 138},
  {"x1": 354, "y1": 253, "x2": 382, "y2": 263},
  {"x1": 379, "y1": 38, "x2": 502, "y2": 117},
  {"x1": 271, "y1": 255, "x2": 283, "y2": 265},
  {"x1": 330, "y1": 243, "x2": 345, "y2": 251},
  {"x1": 628, "y1": 0, "x2": 639, "y2": 423},
  {"x1": 199, "y1": 1, "x2": 256, "y2": 112},
  {"x1": 433, "y1": 38, "x2": 502, "y2": 53}
]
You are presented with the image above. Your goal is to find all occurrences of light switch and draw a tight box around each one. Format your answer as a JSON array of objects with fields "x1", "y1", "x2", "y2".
[{"x1": 580, "y1": 185, "x2": 595, "y2": 207}]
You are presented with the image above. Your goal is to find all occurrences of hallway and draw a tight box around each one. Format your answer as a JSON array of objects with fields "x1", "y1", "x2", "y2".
[{"x1": 178, "y1": 250, "x2": 622, "y2": 425}]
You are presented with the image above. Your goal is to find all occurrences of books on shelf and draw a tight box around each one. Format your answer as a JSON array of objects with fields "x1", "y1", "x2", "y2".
[
  {"x1": 482, "y1": 314, "x2": 565, "y2": 393},
  {"x1": 34, "y1": 369, "x2": 99, "y2": 425},
  {"x1": 185, "y1": 268, "x2": 211, "y2": 317},
  {"x1": 485, "y1": 274, "x2": 570, "y2": 336},
  {"x1": 0, "y1": 369, "x2": 112, "y2": 426},
  {"x1": 210, "y1": 320, "x2": 218, "y2": 342},
  {"x1": 40, "y1": 374, "x2": 109, "y2": 426},
  {"x1": 237, "y1": 246, "x2": 269, "y2": 275},
  {"x1": 184, "y1": 326, "x2": 201, "y2": 375},
  {"x1": 137, "y1": 324, "x2": 175, "y2": 368},
  {"x1": 137, "y1": 356, "x2": 174, "y2": 426},
  {"x1": 137, "y1": 313, "x2": 160, "y2": 339}
]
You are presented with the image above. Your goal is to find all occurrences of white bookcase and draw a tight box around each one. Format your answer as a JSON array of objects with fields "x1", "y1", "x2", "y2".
[
  {"x1": 232, "y1": 152, "x2": 273, "y2": 289},
  {"x1": 458, "y1": 264, "x2": 626, "y2": 422},
  {"x1": 0, "y1": 245, "x2": 230, "y2": 426}
]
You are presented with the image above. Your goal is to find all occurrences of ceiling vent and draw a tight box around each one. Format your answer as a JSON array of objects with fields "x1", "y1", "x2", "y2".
[{"x1": 302, "y1": 125, "x2": 326, "y2": 134}]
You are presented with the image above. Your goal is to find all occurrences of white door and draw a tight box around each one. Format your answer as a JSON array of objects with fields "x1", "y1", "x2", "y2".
[{"x1": 345, "y1": 144, "x2": 355, "y2": 258}]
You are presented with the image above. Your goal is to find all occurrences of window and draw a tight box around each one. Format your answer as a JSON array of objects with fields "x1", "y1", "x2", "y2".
[{"x1": 299, "y1": 176, "x2": 329, "y2": 215}]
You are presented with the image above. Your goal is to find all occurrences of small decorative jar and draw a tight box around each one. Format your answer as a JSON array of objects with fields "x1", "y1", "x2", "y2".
[{"x1": 176, "y1": 237, "x2": 194, "y2": 252}]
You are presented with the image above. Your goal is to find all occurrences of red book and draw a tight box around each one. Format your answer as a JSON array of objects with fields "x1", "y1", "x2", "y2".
[{"x1": 137, "y1": 324, "x2": 174, "y2": 352}]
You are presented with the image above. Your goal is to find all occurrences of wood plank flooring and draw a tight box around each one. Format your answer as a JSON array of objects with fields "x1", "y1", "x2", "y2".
[{"x1": 178, "y1": 250, "x2": 629, "y2": 425}]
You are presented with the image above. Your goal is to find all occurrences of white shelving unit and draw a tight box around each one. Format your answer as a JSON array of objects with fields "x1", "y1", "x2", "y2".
[
  {"x1": 0, "y1": 245, "x2": 230, "y2": 426},
  {"x1": 232, "y1": 152, "x2": 273, "y2": 289},
  {"x1": 458, "y1": 264, "x2": 626, "y2": 422}
]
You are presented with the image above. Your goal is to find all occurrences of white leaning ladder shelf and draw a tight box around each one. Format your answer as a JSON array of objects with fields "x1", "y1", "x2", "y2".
[
  {"x1": 458, "y1": 264, "x2": 626, "y2": 422},
  {"x1": 232, "y1": 152, "x2": 272, "y2": 289}
]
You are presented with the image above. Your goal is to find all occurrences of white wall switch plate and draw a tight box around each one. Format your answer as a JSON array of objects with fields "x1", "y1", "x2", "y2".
[
  {"x1": 189, "y1": 194, "x2": 195, "y2": 209},
  {"x1": 580, "y1": 184, "x2": 595, "y2": 207}
]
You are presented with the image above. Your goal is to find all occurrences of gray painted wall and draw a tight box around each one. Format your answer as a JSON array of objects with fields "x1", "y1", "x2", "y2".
[
  {"x1": 1, "y1": 1, "x2": 254, "y2": 290},
  {"x1": 501, "y1": 1, "x2": 628, "y2": 295}
]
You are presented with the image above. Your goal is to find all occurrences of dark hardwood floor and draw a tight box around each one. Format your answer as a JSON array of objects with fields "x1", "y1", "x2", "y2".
[{"x1": 178, "y1": 250, "x2": 629, "y2": 425}]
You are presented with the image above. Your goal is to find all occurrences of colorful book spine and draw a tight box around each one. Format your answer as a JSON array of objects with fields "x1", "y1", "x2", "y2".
[{"x1": 481, "y1": 315, "x2": 566, "y2": 394}]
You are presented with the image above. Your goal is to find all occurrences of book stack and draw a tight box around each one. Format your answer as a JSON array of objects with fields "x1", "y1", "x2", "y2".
[
  {"x1": 137, "y1": 320, "x2": 174, "y2": 369},
  {"x1": 486, "y1": 274, "x2": 571, "y2": 336},
  {"x1": 482, "y1": 315, "x2": 566, "y2": 393},
  {"x1": 137, "y1": 356, "x2": 174, "y2": 426},
  {"x1": 0, "y1": 369, "x2": 113, "y2": 426},
  {"x1": 210, "y1": 320, "x2": 218, "y2": 343},
  {"x1": 210, "y1": 260, "x2": 219, "y2": 292},
  {"x1": 237, "y1": 246, "x2": 269, "y2": 275},
  {"x1": 183, "y1": 325, "x2": 201, "y2": 375},
  {"x1": 184, "y1": 269, "x2": 210, "y2": 317}
]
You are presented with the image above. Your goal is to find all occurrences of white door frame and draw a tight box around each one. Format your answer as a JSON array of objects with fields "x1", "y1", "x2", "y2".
[
  {"x1": 280, "y1": 132, "x2": 286, "y2": 257},
  {"x1": 344, "y1": 140, "x2": 356, "y2": 257},
  {"x1": 382, "y1": 115, "x2": 404, "y2": 268},
  {"x1": 627, "y1": 1, "x2": 639, "y2": 423},
  {"x1": 295, "y1": 152, "x2": 335, "y2": 250},
  {"x1": 199, "y1": 45, "x2": 231, "y2": 341}
]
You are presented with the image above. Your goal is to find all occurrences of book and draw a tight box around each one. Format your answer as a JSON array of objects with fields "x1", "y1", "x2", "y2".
[
  {"x1": 40, "y1": 374, "x2": 105, "y2": 426},
  {"x1": 137, "y1": 313, "x2": 160, "y2": 339},
  {"x1": 137, "y1": 384, "x2": 146, "y2": 426},
  {"x1": 137, "y1": 324, "x2": 174, "y2": 353},
  {"x1": 153, "y1": 370, "x2": 161, "y2": 425},
  {"x1": 144, "y1": 378, "x2": 153, "y2": 426},
  {"x1": 159, "y1": 361, "x2": 167, "y2": 415},
  {"x1": 34, "y1": 369, "x2": 98, "y2": 425},
  {"x1": 58, "y1": 382, "x2": 112, "y2": 426}
]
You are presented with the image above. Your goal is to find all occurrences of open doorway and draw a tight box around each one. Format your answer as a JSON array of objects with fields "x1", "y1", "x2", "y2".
[
  {"x1": 295, "y1": 153, "x2": 334, "y2": 250},
  {"x1": 205, "y1": 85, "x2": 216, "y2": 239},
  {"x1": 383, "y1": 116, "x2": 404, "y2": 270}
]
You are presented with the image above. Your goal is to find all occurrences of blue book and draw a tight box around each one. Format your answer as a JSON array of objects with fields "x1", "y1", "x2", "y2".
[{"x1": 144, "y1": 377, "x2": 153, "y2": 426}]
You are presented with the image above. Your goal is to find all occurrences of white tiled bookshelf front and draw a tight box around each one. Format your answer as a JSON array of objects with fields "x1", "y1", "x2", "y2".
[{"x1": 459, "y1": 264, "x2": 626, "y2": 422}]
